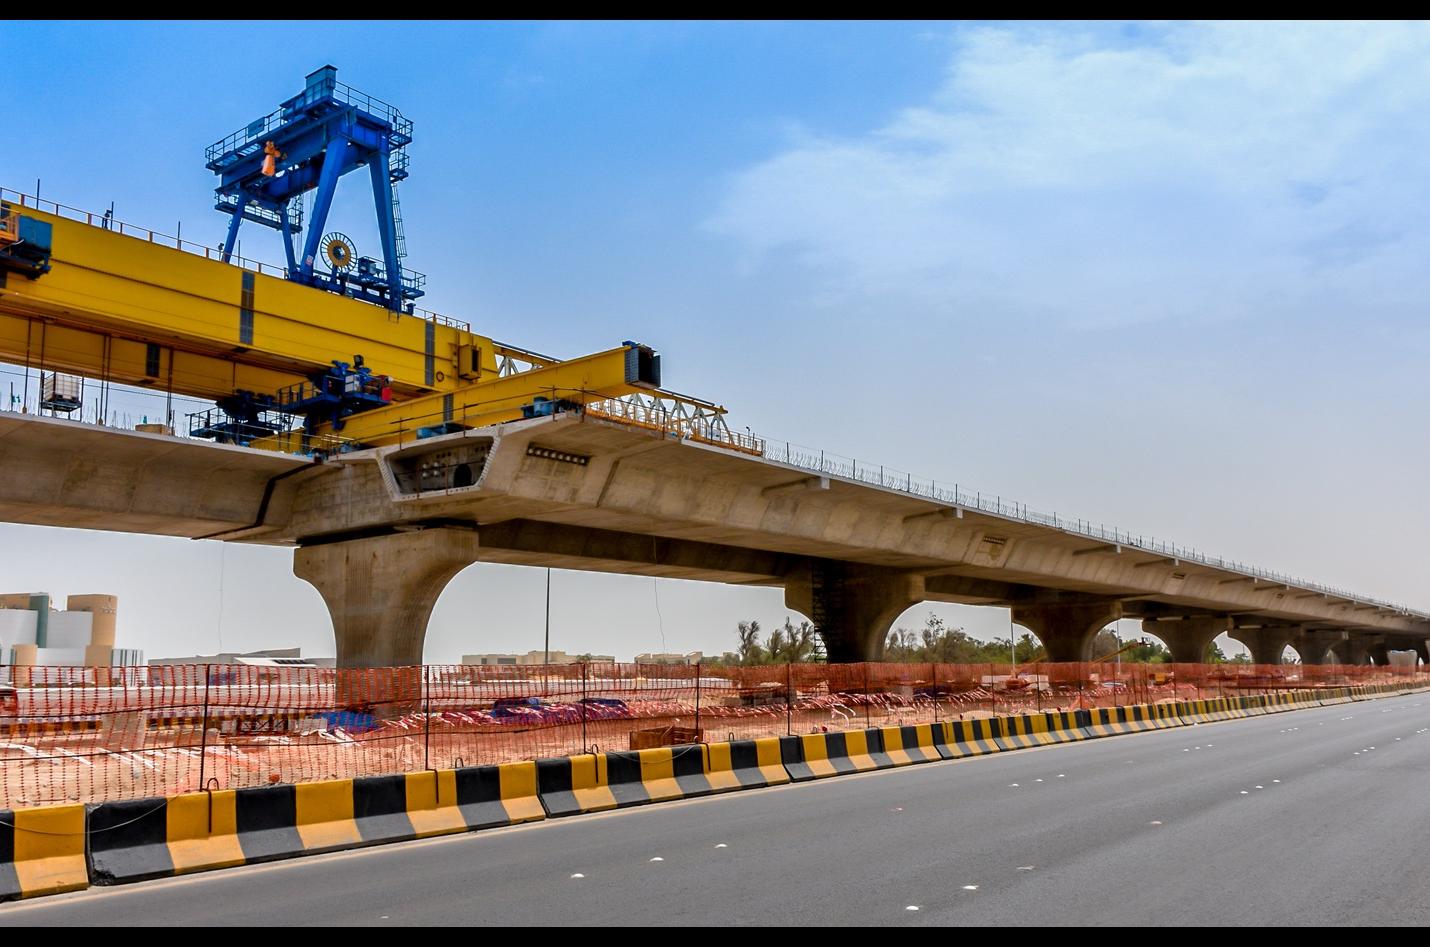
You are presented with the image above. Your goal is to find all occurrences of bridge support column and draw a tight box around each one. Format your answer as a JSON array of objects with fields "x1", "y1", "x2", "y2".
[
  {"x1": 1367, "y1": 641, "x2": 1391, "y2": 666},
  {"x1": 294, "y1": 527, "x2": 480, "y2": 668},
  {"x1": 1141, "y1": 616, "x2": 1232, "y2": 663},
  {"x1": 1326, "y1": 639, "x2": 1353, "y2": 665},
  {"x1": 784, "y1": 564, "x2": 923, "y2": 662},
  {"x1": 1297, "y1": 631, "x2": 1346, "y2": 666},
  {"x1": 1348, "y1": 635, "x2": 1385, "y2": 666},
  {"x1": 1012, "y1": 600, "x2": 1122, "y2": 662},
  {"x1": 1228, "y1": 625, "x2": 1300, "y2": 665}
]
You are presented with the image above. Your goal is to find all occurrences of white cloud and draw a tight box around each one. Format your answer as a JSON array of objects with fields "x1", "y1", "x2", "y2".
[{"x1": 708, "y1": 23, "x2": 1430, "y2": 329}]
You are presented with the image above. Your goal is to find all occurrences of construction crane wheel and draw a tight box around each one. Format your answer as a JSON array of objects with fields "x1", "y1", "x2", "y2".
[{"x1": 322, "y1": 233, "x2": 357, "y2": 272}]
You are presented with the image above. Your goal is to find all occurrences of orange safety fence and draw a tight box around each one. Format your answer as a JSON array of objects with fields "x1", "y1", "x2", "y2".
[{"x1": 0, "y1": 660, "x2": 1422, "y2": 809}]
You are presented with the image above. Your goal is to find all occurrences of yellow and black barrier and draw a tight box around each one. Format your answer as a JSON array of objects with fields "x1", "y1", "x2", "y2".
[
  {"x1": 1148, "y1": 702, "x2": 1185, "y2": 727},
  {"x1": 780, "y1": 729, "x2": 893, "y2": 781},
  {"x1": 1262, "y1": 692, "x2": 1298, "y2": 713},
  {"x1": 0, "y1": 803, "x2": 88, "y2": 902},
  {"x1": 534, "y1": 754, "x2": 618, "y2": 817},
  {"x1": 536, "y1": 741, "x2": 765, "y2": 817},
  {"x1": 704, "y1": 738, "x2": 791, "y2": 791},
  {"x1": 1177, "y1": 697, "x2": 1248, "y2": 723},
  {"x1": 1082, "y1": 704, "x2": 1170, "y2": 737},
  {"x1": 876, "y1": 724, "x2": 945, "y2": 765},
  {"x1": 1230, "y1": 695, "x2": 1268, "y2": 716},
  {"x1": 603, "y1": 745, "x2": 718, "y2": 807},
  {"x1": 997, "y1": 711, "x2": 1087, "y2": 749},
  {"x1": 940, "y1": 718, "x2": 1003, "y2": 758},
  {"x1": 87, "y1": 762, "x2": 544, "y2": 885},
  {"x1": 1317, "y1": 687, "x2": 1354, "y2": 706},
  {"x1": 1207, "y1": 697, "x2": 1243, "y2": 721}
]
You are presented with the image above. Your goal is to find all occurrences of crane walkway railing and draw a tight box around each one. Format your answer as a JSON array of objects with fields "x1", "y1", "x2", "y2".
[{"x1": 0, "y1": 185, "x2": 471, "y2": 333}]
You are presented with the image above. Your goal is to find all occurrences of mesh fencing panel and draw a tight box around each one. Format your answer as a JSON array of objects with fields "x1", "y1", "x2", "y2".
[{"x1": 0, "y1": 660, "x2": 1421, "y2": 807}]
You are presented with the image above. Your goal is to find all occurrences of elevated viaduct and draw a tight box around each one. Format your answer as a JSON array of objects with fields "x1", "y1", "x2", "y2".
[{"x1": 2, "y1": 409, "x2": 1424, "y2": 667}]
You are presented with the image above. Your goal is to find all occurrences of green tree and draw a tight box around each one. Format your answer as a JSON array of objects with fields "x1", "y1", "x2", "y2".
[
  {"x1": 1090, "y1": 629, "x2": 1171, "y2": 663},
  {"x1": 881, "y1": 612, "x2": 1041, "y2": 663},
  {"x1": 773, "y1": 617, "x2": 819, "y2": 663},
  {"x1": 735, "y1": 620, "x2": 765, "y2": 665}
]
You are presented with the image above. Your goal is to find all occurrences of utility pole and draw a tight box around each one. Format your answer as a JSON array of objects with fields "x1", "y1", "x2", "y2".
[{"x1": 544, "y1": 567, "x2": 551, "y2": 665}]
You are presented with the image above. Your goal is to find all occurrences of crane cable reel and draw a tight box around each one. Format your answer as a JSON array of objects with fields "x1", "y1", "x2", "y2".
[{"x1": 322, "y1": 232, "x2": 357, "y2": 272}]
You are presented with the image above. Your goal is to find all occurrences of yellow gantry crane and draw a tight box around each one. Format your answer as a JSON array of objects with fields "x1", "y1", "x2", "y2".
[
  {"x1": 0, "y1": 69, "x2": 754, "y2": 457},
  {"x1": 0, "y1": 199, "x2": 672, "y2": 450}
]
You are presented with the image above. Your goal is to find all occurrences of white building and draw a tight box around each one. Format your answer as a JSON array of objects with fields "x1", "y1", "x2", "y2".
[
  {"x1": 462, "y1": 650, "x2": 616, "y2": 666},
  {"x1": 0, "y1": 593, "x2": 142, "y2": 668}
]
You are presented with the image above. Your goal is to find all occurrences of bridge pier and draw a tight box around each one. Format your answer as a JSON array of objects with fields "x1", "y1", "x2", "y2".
[
  {"x1": 1297, "y1": 631, "x2": 1346, "y2": 666},
  {"x1": 1011, "y1": 600, "x2": 1122, "y2": 662},
  {"x1": 784, "y1": 564, "x2": 923, "y2": 662},
  {"x1": 294, "y1": 527, "x2": 480, "y2": 668},
  {"x1": 1141, "y1": 616, "x2": 1232, "y2": 663},
  {"x1": 1348, "y1": 635, "x2": 1384, "y2": 666},
  {"x1": 1228, "y1": 625, "x2": 1301, "y2": 665}
]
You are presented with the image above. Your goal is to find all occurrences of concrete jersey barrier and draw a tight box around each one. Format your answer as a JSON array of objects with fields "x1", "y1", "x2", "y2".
[
  {"x1": 88, "y1": 763, "x2": 545, "y2": 885},
  {"x1": 0, "y1": 803, "x2": 88, "y2": 902}
]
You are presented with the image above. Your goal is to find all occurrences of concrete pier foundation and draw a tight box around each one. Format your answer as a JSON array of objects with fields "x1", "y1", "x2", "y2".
[
  {"x1": 294, "y1": 528, "x2": 480, "y2": 669},
  {"x1": 784, "y1": 564, "x2": 923, "y2": 662},
  {"x1": 1141, "y1": 616, "x2": 1232, "y2": 663},
  {"x1": 1228, "y1": 626, "x2": 1301, "y2": 666},
  {"x1": 1012, "y1": 600, "x2": 1123, "y2": 662}
]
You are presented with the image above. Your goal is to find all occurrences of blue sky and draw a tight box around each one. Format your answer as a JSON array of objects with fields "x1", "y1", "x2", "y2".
[{"x1": 2, "y1": 21, "x2": 1426, "y2": 663}]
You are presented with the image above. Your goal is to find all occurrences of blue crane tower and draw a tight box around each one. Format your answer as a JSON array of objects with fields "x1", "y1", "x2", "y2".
[{"x1": 206, "y1": 65, "x2": 424, "y2": 311}]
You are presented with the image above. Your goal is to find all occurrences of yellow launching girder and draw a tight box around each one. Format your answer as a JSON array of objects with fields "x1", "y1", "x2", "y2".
[{"x1": 0, "y1": 199, "x2": 493, "y2": 399}]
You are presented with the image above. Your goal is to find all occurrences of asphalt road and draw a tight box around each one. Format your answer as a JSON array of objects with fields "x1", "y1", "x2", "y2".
[{"x1": 6, "y1": 693, "x2": 1429, "y2": 926}]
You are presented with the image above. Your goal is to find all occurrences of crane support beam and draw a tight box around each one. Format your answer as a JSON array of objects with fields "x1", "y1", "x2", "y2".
[
  {"x1": 285, "y1": 343, "x2": 662, "y2": 447},
  {"x1": 0, "y1": 205, "x2": 493, "y2": 399}
]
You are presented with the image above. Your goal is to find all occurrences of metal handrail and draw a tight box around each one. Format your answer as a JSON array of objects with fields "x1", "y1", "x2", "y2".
[{"x1": 205, "y1": 80, "x2": 411, "y2": 164}]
